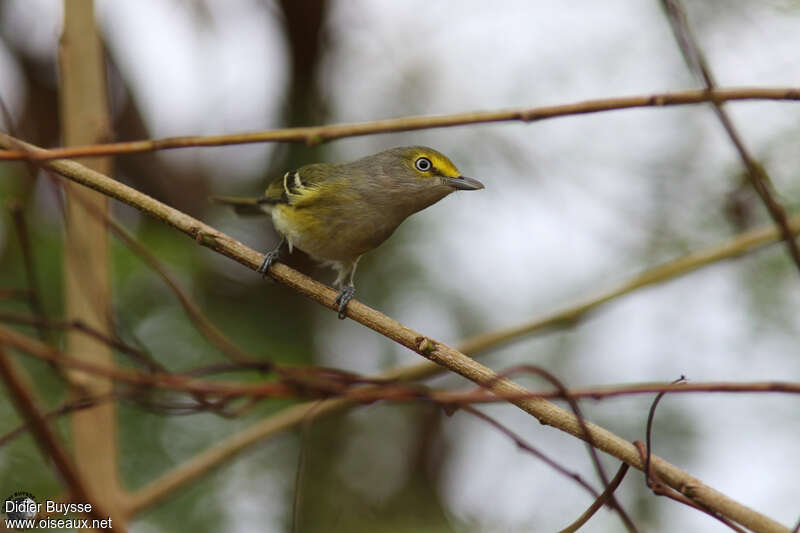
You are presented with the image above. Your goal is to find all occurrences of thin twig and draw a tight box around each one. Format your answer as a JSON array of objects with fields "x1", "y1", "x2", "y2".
[
  {"x1": 636, "y1": 376, "x2": 746, "y2": 532},
  {"x1": 0, "y1": 325, "x2": 291, "y2": 397},
  {"x1": 0, "y1": 394, "x2": 114, "y2": 448},
  {"x1": 662, "y1": 0, "x2": 800, "y2": 275},
  {"x1": 0, "y1": 312, "x2": 165, "y2": 372},
  {"x1": 462, "y1": 405, "x2": 601, "y2": 499},
  {"x1": 0, "y1": 87, "x2": 798, "y2": 161},
  {"x1": 644, "y1": 377, "x2": 686, "y2": 490},
  {"x1": 4, "y1": 320, "x2": 799, "y2": 403},
  {"x1": 492, "y1": 365, "x2": 637, "y2": 533},
  {"x1": 431, "y1": 379, "x2": 800, "y2": 404},
  {"x1": 559, "y1": 463, "x2": 630, "y2": 533},
  {"x1": 102, "y1": 210, "x2": 262, "y2": 365}
]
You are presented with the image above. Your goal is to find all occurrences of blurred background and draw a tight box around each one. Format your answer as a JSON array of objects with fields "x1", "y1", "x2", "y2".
[{"x1": 1, "y1": 0, "x2": 799, "y2": 531}]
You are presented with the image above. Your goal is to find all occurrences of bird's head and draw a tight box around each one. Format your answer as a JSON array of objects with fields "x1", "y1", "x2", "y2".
[
  {"x1": 389, "y1": 146, "x2": 485, "y2": 192},
  {"x1": 343, "y1": 145, "x2": 484, "y2": 218}
]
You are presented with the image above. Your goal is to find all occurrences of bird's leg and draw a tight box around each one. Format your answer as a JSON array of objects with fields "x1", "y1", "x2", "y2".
[
  {"x1": 257, "y1": 236, "x2": 286, "y2": 278},
  {"x1": 334, "y1": 285, "x2": 355, "y2": 319},
  {"x1": 333, "y1": 257, "x2": 360, "y2": 319}
]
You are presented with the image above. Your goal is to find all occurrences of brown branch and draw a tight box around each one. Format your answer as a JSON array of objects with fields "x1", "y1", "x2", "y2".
[
  {"x1": 662, "y1": 0, "x2": 800, "y2": 275},
  {"x1": 3, "y1": 320, "x2": 797, "y2": 403},
  {"x1": 0, "y1": 87, "x2": 797, "y2": 161},
  {"x1": 0, "y1": 394, "x2": 113, "y2": 448},
  {"x1": 559, "y1": 463, "x2": 630, "y2": 533},
  {"x1": 0, "y1": 325, "x2": 293, "y2": 398},
  {"x1": 432, "y1": 380, "x2": 800, "y2": 404},
  {"x1": 102, "y1": 211, "x2": 262, "y2": 365},
  {"x1": 0, "y1": 345, "x2": 118, "y2": 530},
  {"x1": 0, "y1": 136, "x2": 789, "y2": 532}
]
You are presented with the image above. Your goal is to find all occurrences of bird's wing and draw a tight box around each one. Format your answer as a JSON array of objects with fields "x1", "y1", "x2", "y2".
[{"x1": 265, "y1": 163, "x2": 346, "y2": 207}]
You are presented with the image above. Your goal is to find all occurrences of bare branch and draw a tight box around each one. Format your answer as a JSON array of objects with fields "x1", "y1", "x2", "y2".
[
  {"x1": 662, "y1": 0, "x2": 800, "y2": 274},
  {"x1": 0, "y1": 87, "x2": 797, "y2": 161}
]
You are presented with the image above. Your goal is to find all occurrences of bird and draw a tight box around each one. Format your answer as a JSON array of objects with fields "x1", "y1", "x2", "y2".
[{"x1": 211, "y1": 146, "x2": 484, "y2": 318}]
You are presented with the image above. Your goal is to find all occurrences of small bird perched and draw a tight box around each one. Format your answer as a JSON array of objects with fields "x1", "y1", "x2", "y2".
[{"x1": 212, "y1": 146, "x2": 484, "y2": 318}]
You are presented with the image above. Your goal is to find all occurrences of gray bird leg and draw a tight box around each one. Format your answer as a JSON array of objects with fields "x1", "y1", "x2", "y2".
[
  {"x1": 333, "y1": 257, "x2": 360, "y2": 319},
  {"x1": 257, "y1": 236, "x2": 286, "y2": 277},
  {"x1": 334, "y1": 285, "x2": 355, "y2": 319}
]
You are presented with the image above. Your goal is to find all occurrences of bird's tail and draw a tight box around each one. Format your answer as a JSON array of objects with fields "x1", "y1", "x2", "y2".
[{"x1": 209, "y1": 195, "x2": 270, "y2": 216}]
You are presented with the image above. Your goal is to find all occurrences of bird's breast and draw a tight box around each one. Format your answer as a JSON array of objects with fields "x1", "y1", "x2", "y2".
[{"x1": 271, "y1": 203, "x2": 400, "y2": 263}]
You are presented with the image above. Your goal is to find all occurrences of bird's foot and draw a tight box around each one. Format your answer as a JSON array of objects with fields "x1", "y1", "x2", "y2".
[
  {"x1": 334, "y1": 285, "x2": 355, "y2": 319},
  {"x1": 257, "y1": 250, "x2": 281, "y2": 278}
]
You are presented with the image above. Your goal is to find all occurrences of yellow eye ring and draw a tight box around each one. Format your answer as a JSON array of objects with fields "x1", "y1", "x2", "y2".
[{"x1": 414, "y1": 157, "x2": 432, "y2": 172}]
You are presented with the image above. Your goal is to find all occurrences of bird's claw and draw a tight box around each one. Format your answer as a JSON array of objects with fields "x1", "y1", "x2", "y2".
[
  {"x1": 334, "y1": 286, "x2": 355, "y2": 319},
  {"x1": 257, "y1": 250, "x2": 280, "y2": 278}
]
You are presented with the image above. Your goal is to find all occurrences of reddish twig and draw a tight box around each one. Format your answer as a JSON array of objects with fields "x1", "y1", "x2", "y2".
[
  {"x1": 559, "y1": 463, "x2": 630, "y2": 533},
  {"x1": 479, "y1": 365, "x2": 638, "y2": 532},
  {"x1": 462, "y1": 405, "x2": 601, "y2": 499},
  {"x1": 637, "y1": 377, "x2": 745, "y2": 532},
  {"x1": 0, "y1": 394, "x2": 113, "y2": 448},
  {"x1": 0, "y1": 312, "x2": 165, "y2": 372}
]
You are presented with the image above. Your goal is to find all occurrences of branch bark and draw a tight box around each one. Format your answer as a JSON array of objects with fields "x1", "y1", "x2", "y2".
[
  {"x1": 0, "y1": 87, "x2": 798, "y2": 161},
  {"x1": 58, "y1": 0, "x2": 123, "y2": 525}
]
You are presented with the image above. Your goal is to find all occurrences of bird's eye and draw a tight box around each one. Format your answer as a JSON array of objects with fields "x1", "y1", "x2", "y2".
[{"x1": 414, "y1": 157, "x2": 432, "y2": 172}]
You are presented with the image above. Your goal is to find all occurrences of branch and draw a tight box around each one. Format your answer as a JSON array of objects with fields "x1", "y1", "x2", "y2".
[
  {"x1": 0, "y1": 87, "x2": 797, "y2": 161},
  {"x1": 662, "y1": 0, "x2": 800, "y2": 274},
  {"x1": 58, "y1": 0, "x2": 123, "y2": 521},
  {"x1": 559, "y1": 463, "x2": 630, "y2": 533}
]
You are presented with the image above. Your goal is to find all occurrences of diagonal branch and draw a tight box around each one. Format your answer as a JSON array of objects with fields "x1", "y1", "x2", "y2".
[
  {"x1": 662, "y1": 0, "x2": 800, "y2": 274},
  {"x1": 0, "y1": 135, "x2": 788, "y2": 532},
  {"x1": 0, "y1": 87, "x2": 797, "y2": 161}
]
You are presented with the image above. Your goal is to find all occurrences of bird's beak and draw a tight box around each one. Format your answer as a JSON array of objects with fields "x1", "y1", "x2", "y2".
[{"x1": 445, "y1": 176, "x2": 485, "y2": 191}]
